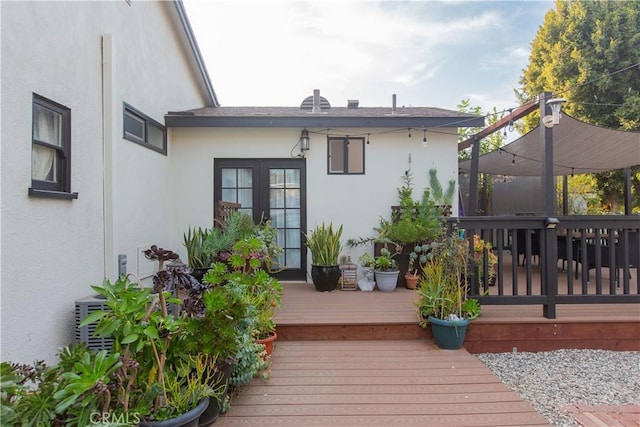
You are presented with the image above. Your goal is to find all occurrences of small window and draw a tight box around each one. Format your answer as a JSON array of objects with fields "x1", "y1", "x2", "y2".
[
  {"x1": 123, "y1": 103, "x2": 166, "y2": 154},
  {"x1": 29, "y1": 94, "x2": 76, "y2": 199},
  {"x1": 327, "y1": 136, "x2": 365, "y2": 174}
]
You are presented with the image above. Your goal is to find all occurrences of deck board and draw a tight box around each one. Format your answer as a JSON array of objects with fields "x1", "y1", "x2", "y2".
[
  {"x1": 220, "y1": 340, "x2": 550, "y2": 426},
  {"x1": 219, "y1": 254, "x2": 638, "y2": 425}
]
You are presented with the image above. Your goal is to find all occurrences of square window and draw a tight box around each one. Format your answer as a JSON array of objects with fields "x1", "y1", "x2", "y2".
[{"x1": 328, "y1": 137, "x2": 365, "y2": 174}]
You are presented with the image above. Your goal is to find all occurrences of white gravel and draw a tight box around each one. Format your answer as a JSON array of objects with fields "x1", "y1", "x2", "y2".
[{"x1": 476, "y1": 349, "x2": 640, "y2": 426}]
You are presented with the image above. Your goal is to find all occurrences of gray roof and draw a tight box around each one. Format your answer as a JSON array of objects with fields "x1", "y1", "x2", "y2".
[{"x1": 165, "y1": 105, "x2": 484, "y2": 129}]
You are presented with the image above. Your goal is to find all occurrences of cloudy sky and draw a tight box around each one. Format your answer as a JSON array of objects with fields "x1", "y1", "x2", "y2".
[{"x1": 182, "y1": 0, "x2": 554, "y2": 114}]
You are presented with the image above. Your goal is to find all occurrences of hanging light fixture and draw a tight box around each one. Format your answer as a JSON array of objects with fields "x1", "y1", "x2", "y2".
[
  {"x1": 299, "y1": 128, "x2": 310, "y2": 152},
  {"x1": 407, "y1": 128, "x2": 412, "y2": 138},
  {"x1": 508, "y1": 108, "x2": 515, "y2": 132},
  {"x1": 512, "y1": 154, "x2": 516, "y2": 165},
  {"x1": 422, "y1": 129, "x2": 428, "y2": 147}
]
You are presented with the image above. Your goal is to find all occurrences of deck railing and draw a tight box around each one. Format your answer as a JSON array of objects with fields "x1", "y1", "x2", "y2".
[{"x1": 448, "y1": 216, "x2": 640, "y2": 319}]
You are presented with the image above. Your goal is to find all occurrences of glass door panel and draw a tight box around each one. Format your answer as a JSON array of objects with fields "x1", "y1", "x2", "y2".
[{"x1": 214, "y1": 159, "x2": 306, "y2": 280}]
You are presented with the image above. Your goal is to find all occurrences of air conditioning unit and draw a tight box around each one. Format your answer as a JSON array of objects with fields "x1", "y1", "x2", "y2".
[{"x1": 74, "y1": 294, "x2": 113, "y2": 352}]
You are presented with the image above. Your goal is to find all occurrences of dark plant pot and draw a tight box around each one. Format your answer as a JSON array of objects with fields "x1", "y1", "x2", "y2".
[
  {"x1": 140, "y1": 398, "x2": 209, "y2": 427},
  {"x1": 428, "y1": 316, "x2": 470, "y2": 350},
  {"x1": 190, "y1": 267, "x2": 209, "y2": 284},
  {"x1": 311, "y1": 265, "x2": 340, "y2": 292},
  {"x1": 198, "y1": 359, "x2": 233, "y2": 426}
]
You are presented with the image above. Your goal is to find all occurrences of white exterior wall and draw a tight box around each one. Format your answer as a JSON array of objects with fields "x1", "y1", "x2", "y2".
[
  {"x1": 170, "y1": 127, "x2": 460, "y2": 276},
  {"x1": 1, "y1": 1, "x2": 208, "y2": 363}
]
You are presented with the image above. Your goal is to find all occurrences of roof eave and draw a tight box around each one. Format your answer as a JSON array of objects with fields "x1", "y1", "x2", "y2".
[{"x1": 164, "y1": 115, "x2": 485, "y2": 128}]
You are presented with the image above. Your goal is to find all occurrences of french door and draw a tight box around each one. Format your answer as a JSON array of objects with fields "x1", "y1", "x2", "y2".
[{"x1": 214, "y1": 158, "x2": 307, "y2": 280}]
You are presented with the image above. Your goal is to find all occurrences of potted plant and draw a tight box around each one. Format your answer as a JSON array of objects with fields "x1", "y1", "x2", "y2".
[
  {"x1": 83, "y1": 246, "x2": 217, "y2": 425},
  {"x1": 304, "y1": 222, "x2": 343, "y2": 292},
  {"x1": 347, "y1": 169, "x2": 445, "y2": 287},
  {"x1": 357, "y1": 252, "x2": 376, "y2": 291},
  {"x1": 415, "y1": 233, "x2": 482, "y2": 349},
  {"x1": 374, "y1": 245, "x2": 400, "y2": 292},
  {"x1": 405, "y1": 243, "x2": 429, "y2": 290},
  {"x1": 183, "y1": 226, "x2": 213, "y2": 282}
]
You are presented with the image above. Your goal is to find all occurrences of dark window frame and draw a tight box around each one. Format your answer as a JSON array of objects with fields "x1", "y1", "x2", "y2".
[
  {"x1": 29, "y1": 93, "x2": 77, "y2": 199},
  {"x1": 123, "y1": 103, "x2": 167, "y2": 155},
  {"x1": 327, "y1": 136, "x2": 365, "y2": 175}
]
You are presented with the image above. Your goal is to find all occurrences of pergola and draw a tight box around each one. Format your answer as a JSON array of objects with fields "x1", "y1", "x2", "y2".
[{"x1": 457, "y1": 92, "x2": 640, "y2": 216}]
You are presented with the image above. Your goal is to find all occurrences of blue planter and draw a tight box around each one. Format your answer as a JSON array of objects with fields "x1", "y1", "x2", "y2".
[
  {"x1": 374, "y1": 270, "x2": 399, "y2": 292},
  {"x1": 428, "y1": 316, "x2": 470, "y2": 350}
]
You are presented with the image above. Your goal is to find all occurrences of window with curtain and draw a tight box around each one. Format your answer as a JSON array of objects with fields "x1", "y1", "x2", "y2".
[
  {"x1": 123, "y1": 103, "x2": 166, "y2": 154},
  {"x1": 327, "y1": 136, "x2": 365, "y2": 174},
  {"x1": 29, "y1": 94, "x2": 75, "y2": 198}
]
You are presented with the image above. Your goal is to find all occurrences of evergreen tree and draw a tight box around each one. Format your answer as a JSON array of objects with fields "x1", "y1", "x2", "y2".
[{"x1": 517, "y1": 0, "x2": 640, "y2": 212}]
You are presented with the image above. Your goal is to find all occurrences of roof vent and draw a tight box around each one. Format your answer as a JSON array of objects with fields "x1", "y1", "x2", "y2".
[
  {"x1": 347, "y1": 99, "x2": 359, "y2": 109},
  {"x1": 300, "y1": 89, "x2": 331, "y2": 111}
]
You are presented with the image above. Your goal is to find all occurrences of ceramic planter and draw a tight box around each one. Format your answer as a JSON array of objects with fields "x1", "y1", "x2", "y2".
[
  {"x1": 404, "y1": 274, "x2": 419, "y2": 290},
  {"x1": 311, "y1": 265, "x2": 340, "y2": 292},
  {"x1": 428, "y1": 316, "x2": 470, "y2": 350},
  {"x1": 255, "y1": 331, "x2": 278, "y2": 359},
  {"x1": 374, "y1": 270, "x2": 399, "y2": 292},
  {"x1": 140, "y1": 398, "x2": 209, "y2": 427}
]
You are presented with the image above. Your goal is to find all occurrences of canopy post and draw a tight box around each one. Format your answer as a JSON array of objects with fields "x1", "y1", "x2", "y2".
[
  {"x1": 469, "y1": 136, "x2": 480, "y2": 215},
  {"x1": 624, "y1": 167, "x2": 631, "y2": 215},
  {"x1": 540, "y1": 91, "x2": 558, "y2": 319}
]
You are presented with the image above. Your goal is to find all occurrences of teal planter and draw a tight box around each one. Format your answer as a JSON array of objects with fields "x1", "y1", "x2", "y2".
[{"x1": 428, "y1": 316, "x2": 470, "y2": 350}]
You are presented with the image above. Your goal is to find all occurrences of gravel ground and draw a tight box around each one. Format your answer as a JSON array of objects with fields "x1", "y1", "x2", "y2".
[{"x1": 476, "y1": 349, "x2": 640, "y2": 426}]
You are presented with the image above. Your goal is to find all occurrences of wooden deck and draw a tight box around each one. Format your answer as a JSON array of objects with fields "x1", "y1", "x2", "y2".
[
  {"x1": 275, "y1": 252, "x2": 640, "y2": 353},
  {"x1": 220, "y1": 340, "x2": 550, "y2": 426},
  {"x1": 219, "y1": 256, "x2": 638, "y2": 425}
]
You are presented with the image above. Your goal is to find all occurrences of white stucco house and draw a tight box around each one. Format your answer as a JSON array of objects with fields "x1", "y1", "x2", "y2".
[{"x1": 1, "y1": 0, "x2": 482, "y2": 364}]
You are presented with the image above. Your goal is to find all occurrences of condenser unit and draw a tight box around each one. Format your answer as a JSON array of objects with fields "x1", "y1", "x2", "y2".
[{"x1": 74, "y1": 294, "x2": 113, "y2": 352}]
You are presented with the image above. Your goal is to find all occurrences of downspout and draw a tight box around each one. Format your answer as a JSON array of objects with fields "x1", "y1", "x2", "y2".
[{"x1": 102, "y1": 35, "x2": 115, "y2": 278}]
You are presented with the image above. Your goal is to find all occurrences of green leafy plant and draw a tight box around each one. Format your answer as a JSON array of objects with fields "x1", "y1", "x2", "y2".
[
  {"x1": 183, "y1": 226, "x2": 212, "y2": 269},
  {"x1": 358, "y1": 252, "x2": 375, "y2": 268},
  {"x1": 304, "y1": 222, "x2": 343, "y2": 266},
  {"x1": 415, "y1": 232, "x2": 482, "y2": 325},
  {"x1": 374, "y1": 247, "x2": 399, "y2": 271}
]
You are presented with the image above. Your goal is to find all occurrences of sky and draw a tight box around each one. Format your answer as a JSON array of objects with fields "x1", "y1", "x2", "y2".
[{"x1": 182, "y1": 0, "x2": 554, "y2": 115}]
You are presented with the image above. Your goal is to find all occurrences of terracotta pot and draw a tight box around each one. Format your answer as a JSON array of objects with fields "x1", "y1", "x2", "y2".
[
  {"x1": 404, "y1": 274, "x2": 419, "y2": 289},
  {"x1": 256, "y1": 331, "x2": 278, "y2": 359}
]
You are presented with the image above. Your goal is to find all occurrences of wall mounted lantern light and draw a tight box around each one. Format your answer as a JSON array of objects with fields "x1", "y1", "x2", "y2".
[
  {"x1": 299, "y1": 128, "x2": 310, "y2": 152},
  {"x1": 544, "y1": 98, "x2": 567, "y2": 127}
]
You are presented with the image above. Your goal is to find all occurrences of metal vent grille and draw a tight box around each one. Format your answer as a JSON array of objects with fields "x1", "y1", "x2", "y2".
[{"x1": 74, "y1": 294, "x2": 113, "y2": 352}]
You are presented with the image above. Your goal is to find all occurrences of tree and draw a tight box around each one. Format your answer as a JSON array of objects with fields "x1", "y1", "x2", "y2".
[
  {"x1": 457, "y1": 99, "x2": 507, "y2": 160},
  {"x1": 516, "y1": 0, "x2": 640, "y2": 212}
]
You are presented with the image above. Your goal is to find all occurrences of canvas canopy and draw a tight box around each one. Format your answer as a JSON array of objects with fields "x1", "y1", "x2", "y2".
[{"x1": 459, "y1": 114, "x2": 640, "y2": 176}]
